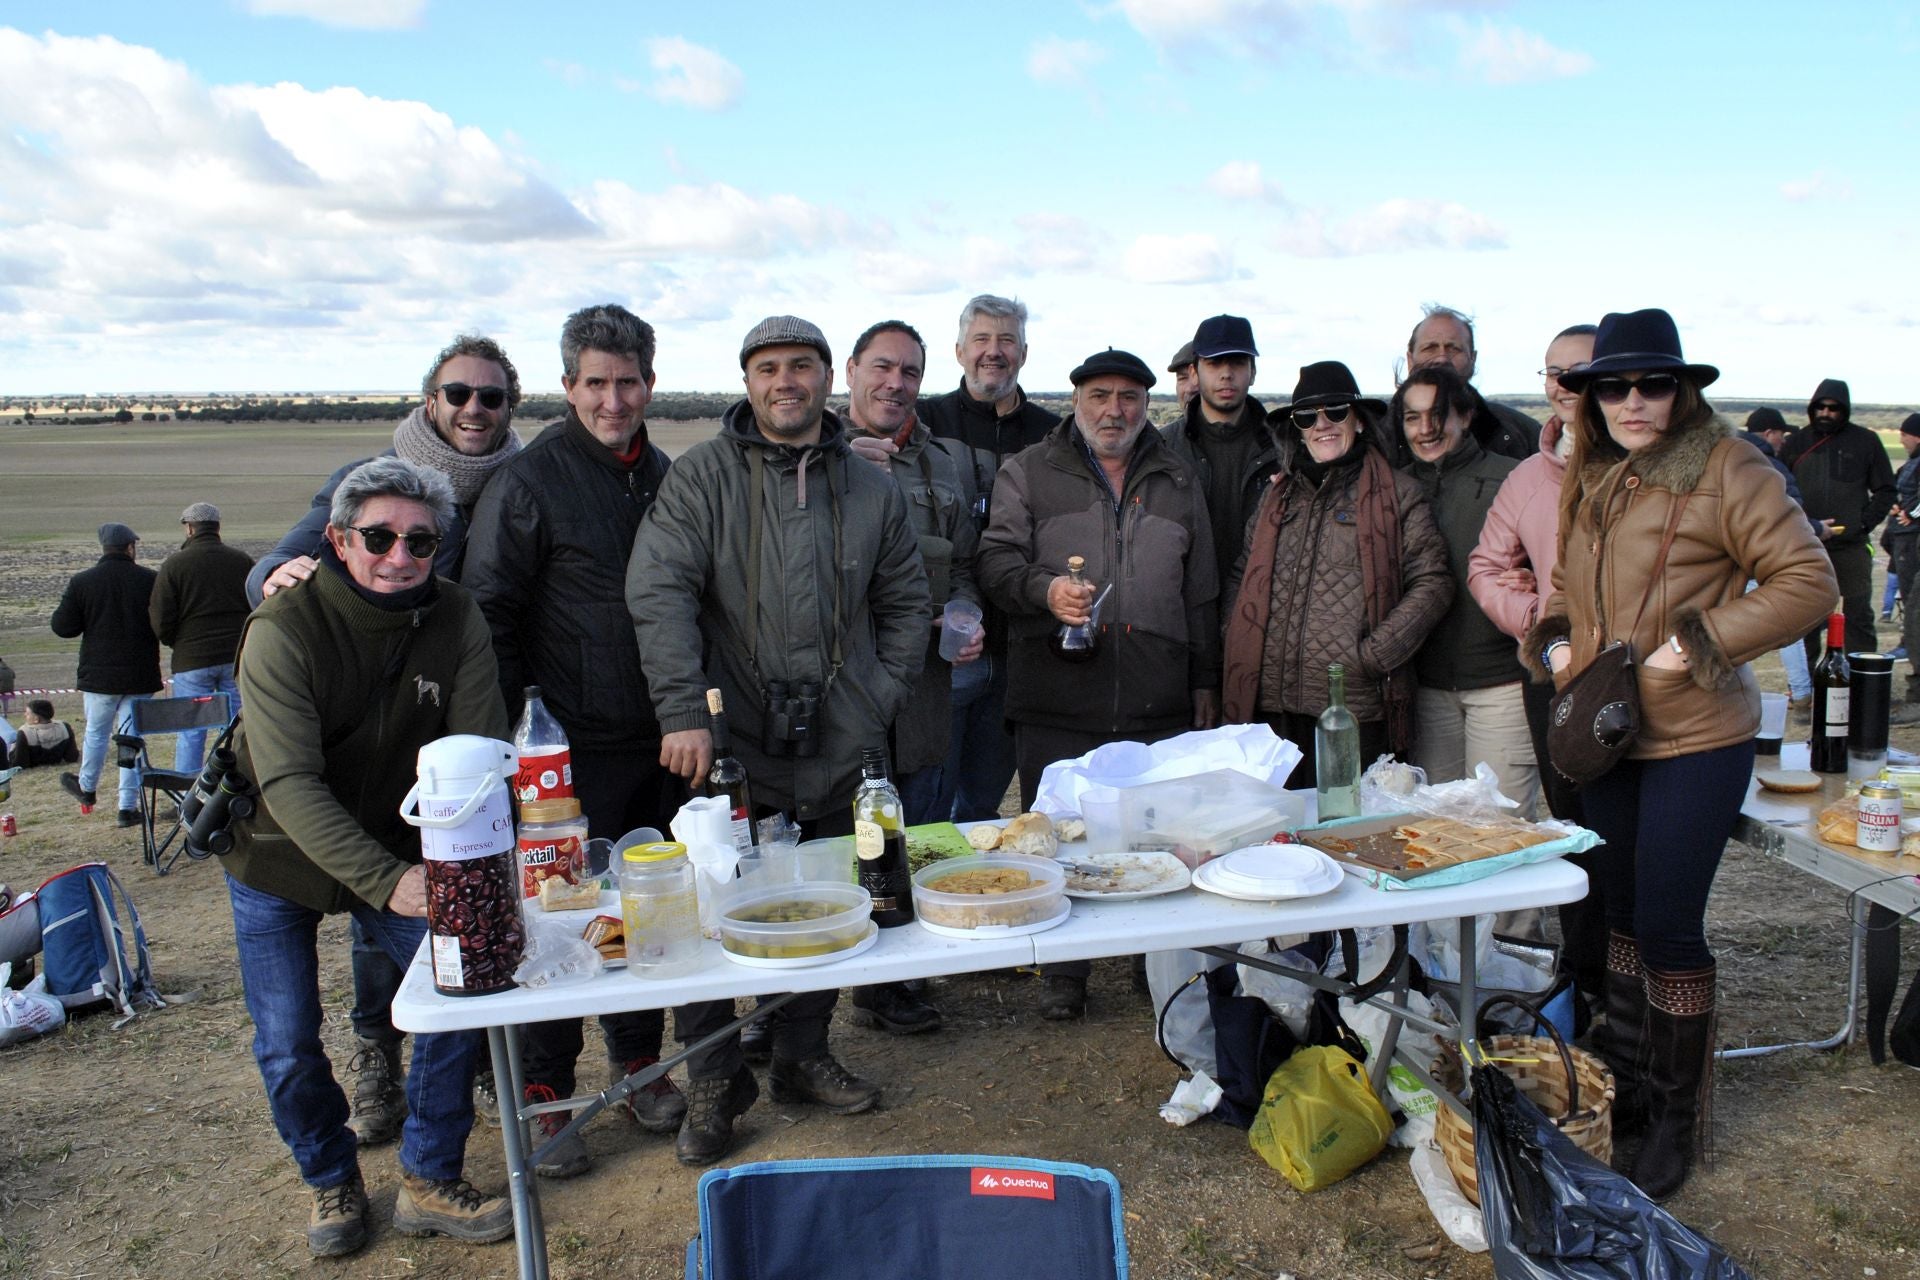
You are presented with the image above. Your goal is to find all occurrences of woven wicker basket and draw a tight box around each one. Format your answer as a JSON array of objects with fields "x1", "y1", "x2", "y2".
[{"x1": 1431, "y1": 1033, "x2": 1615, "y2": 1206}]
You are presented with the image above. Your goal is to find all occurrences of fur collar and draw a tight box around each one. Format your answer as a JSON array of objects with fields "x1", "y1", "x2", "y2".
[{"x1": 1620, "y1": 413, "x2": 1732, "y2": 494}]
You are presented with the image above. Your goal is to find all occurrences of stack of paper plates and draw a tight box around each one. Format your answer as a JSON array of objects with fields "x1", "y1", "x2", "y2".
[{"x1": 1192, "y1": 844, "x2": 1344, "y2": 901}]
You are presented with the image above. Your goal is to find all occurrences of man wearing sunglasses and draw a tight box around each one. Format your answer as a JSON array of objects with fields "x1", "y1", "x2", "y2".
[
  {"x1": 1780, "y1": 378, "x2": 1895, "y2": 661},
  {"x1": 463, "y1": 304, "x2": 687, "y2": 1175},
  {"x1": 1402, "y1": 305, "x2": 1539, "y2": 463},
  {"x1": 247, "y1": 334, "x2": 525, "y2": 606},
  {"x1": 221, "y1": 457, "x2": 513, "y2": 1256}
]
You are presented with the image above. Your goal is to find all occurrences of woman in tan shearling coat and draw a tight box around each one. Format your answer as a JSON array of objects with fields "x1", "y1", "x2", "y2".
[{"x1": 1525, "y1": 309, "x2": 1836, "y2": 1202}]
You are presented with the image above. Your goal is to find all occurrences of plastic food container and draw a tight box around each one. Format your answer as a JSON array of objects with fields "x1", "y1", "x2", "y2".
[
  {"x1": 718, "y1": 882, "x2": 872, "y2": 960},
  {"x1": 1117, "y1": 768, "x2": 1306, "y2": 868},
  {"x1": 911, "y1": 854, "x2": 1066, "y2": 931}
]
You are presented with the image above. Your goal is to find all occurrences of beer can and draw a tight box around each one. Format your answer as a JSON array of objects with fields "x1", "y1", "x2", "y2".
[
  {"x1": 1856, "y1": 782, "x2": 1902, "y2": 854},
  {"x1": 1, "y1": 813, "x2": 16, "y2": 838}
]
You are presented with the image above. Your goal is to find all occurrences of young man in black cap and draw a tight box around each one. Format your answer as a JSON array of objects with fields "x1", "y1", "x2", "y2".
[
  {"x1": 51, "y1": 522, "x2": 162, "y2": 827},
  {"x1": 1782, "y1": 378, "x2": 1895, "y2": 661},
  {"x1": 977, "y1": 347, "x2": 1220, "y2": 1019},
  {"x1": 1160, "y1": 315, "x2": 1273, "y2": 591}
]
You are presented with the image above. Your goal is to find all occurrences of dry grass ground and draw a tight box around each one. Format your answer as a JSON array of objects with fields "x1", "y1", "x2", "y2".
[{"x1": 2, "y1": 415, "x2": 1918, "y2": 1278}]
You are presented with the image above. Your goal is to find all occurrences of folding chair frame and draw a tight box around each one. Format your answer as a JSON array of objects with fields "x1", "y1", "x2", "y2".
[{"x1": 113, "y1": 694, "x2": 231, "y2": 875}]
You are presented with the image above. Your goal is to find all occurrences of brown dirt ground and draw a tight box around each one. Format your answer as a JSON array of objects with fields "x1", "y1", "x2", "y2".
[{"x1": 2, "y1": 419, "x2": 1919, "y2": 1278}]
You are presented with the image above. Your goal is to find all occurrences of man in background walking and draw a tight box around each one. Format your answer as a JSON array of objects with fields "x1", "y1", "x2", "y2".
[{"x1": 52, "y1": 522, "x2": 161, "y2": 828}]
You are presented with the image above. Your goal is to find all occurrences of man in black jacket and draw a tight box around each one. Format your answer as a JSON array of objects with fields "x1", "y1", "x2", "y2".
[
  {"x1": 463, "y1": 304, "x2": 685, "y2": 1177},
  {"x1": 921, "y1": 294, "x2": 1061, "y2": 820},
  {"x1": 1783, "y1": 378, "x2": 1895, "y2": 661},
  {"x1": 51, "y1": 523, "x2": 162, "y2": 827},
  {"x1": 149, "y1": 502, "x2": 253, "y2": 771},
  {"x1": 1404, "y1": 305, "x2": 1539, "y2": 462},
  {"x1": 1160, "y1": 315, "x2": 1272, "y2": 586},
  {"x1": 1887, "y1": 414, "x2": 1920, "y2": 699}
]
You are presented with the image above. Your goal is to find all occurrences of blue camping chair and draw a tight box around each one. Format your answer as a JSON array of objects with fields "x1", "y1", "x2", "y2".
[{"x1": 686, "y1": 1155, "x2": 1128, "y2": 1279}]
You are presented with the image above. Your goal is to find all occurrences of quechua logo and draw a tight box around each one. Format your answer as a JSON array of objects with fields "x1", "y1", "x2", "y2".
[{"x1": 970, "y1": 1168, "x2": 1054, "y2": 1200}]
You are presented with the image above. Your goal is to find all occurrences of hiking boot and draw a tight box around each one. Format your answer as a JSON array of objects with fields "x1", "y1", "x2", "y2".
[
  {"x1": 393, "y1": 1172, "x2": 513, "y2": 1244},
  {"x1": 739, "y1": 1012, "x2": 772, "y2": 1063},
  {"x1": 768, "y1": 1052, "x2": 880, "y2": 1115},
  {"x1": 1040, "y1": 974, "x2": 1087, "y2": 1021},
  {"x1": 345, "y1": 1036, "x2": 406, "y2": 1146},
  {"x1": 522, "y1": 1083, "x2": 590, "y2": 1179},
  {"x1": 307, "y1": 1174, "x2": 369, "y2": 1258},
  {"x1": 849, "y1": 982, "x2": 942, "y2": 1035},
  {"x1": 676, "y1": 1066, "x2": 759, "y2": 1167},
  {"x1": 60, "y1": 773, "x2": 96, "y2": 814},
  {"x1": 116, "y1": 809, "x2": 140, "y2": 829},
  {"x1": 473, "y1": 1070, "x2": 500, "y2": 1128},
  {"x1": 618, "y1": 1056, "x2": 688, "y2": 1134}
]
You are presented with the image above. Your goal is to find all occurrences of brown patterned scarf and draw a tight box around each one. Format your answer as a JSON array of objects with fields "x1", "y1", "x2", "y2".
[{"x1": 1222, "y1": 445, "x2": 1413, "y2": 752}]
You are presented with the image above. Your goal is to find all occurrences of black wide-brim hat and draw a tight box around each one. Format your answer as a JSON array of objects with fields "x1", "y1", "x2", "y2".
[
  {"x1": 1278, "y1": 359, "x2": 1387, "y2": 414},
  {"x1": 1556, "y1": 308, "x2": 1718, "y2": 391}
]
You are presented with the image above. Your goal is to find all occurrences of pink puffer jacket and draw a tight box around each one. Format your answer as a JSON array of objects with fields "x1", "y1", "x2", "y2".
[{"x1": 1467, "y1": 416, "x2": 1568, "y2": 644}]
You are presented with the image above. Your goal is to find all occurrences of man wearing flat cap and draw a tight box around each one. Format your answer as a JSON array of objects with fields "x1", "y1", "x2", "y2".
[
  {"x1": 149, "y1": 502, "x2": 254, "y2": 772},
  {"x1": 1160, "y1": 315, "x2": 1275, "y2": 595},
  {"x1": 1164, "y1": 340, "x2": 1198, "y2": 422},
  {"x1": 51, "y1": 522, "x2": 163, "y2": 826},
  {"x1": 630, "y1": 314, "x2": 928, "y2": 1165},
  {"x1": 977, "y1": 347, "x2": 1221, "y2": 1020}
]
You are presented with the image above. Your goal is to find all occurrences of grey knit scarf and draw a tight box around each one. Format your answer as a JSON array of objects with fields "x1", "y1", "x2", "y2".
[{"x1": 392, "y1": 404, "x2": 523, "y2": 507}]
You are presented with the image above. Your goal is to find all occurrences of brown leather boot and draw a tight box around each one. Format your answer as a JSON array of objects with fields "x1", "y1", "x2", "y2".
[
  {"x1": 1593, "y1": 931, "x2": 1650, "y2": 1139},
  {"x1": 1633, "y1": 963, "x2": 1716, "y2": 1202}
]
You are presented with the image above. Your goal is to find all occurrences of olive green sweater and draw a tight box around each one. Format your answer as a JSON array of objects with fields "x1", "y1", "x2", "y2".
[{"x1": 226, "y1": 560, "x2": 508, "y2": 914}]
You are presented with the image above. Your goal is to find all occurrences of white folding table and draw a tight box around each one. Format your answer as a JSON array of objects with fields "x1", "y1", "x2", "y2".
[{"x1": 393, "y1": 856, "x2": 1587, "y2": 1279}]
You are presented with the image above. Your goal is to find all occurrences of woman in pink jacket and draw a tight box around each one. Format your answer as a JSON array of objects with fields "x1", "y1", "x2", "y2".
[{"x1": 1466, "y1": 324, "x2": 1602, "y2": 1018}]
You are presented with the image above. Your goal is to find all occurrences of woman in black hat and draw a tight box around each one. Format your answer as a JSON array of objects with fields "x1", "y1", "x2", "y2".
[
  {"x1": 1220, "y1": 360, "x2": 1452, "y2": 778},
  {"x1": 1524, "y1": 309, "x2": 1835, "y2": 1200}
]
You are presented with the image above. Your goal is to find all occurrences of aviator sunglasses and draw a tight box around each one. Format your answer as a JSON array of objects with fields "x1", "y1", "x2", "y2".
[
  {"x1": 434, "y1": 381, "x2": 509, "y2": 411},
  {"x1": 350, "y1": 526, "x2": 443, "y2": 559},
  {"x1": 1590, "y1": 373, "x2": 1680, "y2": 405},
  {"x1": 1290, "y1": 403, "x2": 1353, "y2": 430}
]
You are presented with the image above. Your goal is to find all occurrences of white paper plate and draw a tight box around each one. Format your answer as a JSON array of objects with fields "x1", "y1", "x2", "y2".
[
  {"x1": 915, "y1": 898, "x2": 1071, "y2": 939},
  {"x1": 720, "y1": 922, "x2": 879, "y2": 969},
  {"x1": 1060, "y1": 851, "x2": 1192, "y2": 900},
  {"x1": 1191, "y1": 852, "x2": 1343, "y2": 901},
  {"x1": 1209, "y1": 843, "x2": 1335, "y2": 893}
]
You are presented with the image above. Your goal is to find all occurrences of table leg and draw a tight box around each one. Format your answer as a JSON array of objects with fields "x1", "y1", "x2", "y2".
[
  {"x1": 491, "y1": 1024, "x2": 548, "y2": 1280},
  {"x1": 1455, "y1": 914, "x2": 1478, "y2": 1035},
  {"x1": 1717, "y1": 892, "x2": 1865, "y2": 1059}
]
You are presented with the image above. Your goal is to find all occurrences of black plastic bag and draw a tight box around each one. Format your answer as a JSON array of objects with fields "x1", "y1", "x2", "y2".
[{"x1": 1470, "y1": 1064, "x2": 1752, "y2": 1279}]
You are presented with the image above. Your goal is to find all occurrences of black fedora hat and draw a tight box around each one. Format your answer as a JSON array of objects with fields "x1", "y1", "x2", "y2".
[
  {"x1": 1556, "y1": 309, "x2": 1718, "y2": 391},
  {"x1": 1278, "y1": 360, "x2": 1387, "y2": 414}
]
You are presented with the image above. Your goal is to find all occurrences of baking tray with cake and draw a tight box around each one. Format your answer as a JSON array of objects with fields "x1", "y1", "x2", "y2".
[{"x1": 1298, "y1": 811, "x2": 1600, "y2": 891}]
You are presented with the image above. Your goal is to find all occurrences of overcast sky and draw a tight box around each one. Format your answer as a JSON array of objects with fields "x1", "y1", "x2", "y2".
[{"x1": 2, "y1": 2, "x2": 1915, "y2": 404}]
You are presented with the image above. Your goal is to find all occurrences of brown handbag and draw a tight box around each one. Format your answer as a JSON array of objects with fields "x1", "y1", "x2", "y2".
[{"x1": 1546, "y1": 492, "x2": 1691, "y2": 785}]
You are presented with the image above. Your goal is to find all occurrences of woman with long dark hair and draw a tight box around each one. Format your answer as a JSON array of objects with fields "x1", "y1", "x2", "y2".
[{"x1": 1525, "y1": 309, "x2": 1835, "y2": 1199}]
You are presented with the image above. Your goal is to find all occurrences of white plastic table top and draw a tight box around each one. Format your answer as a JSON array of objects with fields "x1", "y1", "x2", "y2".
[
  {"x1": 392, "y1": 858, "x2": 1589, "y2": 1035},
  {"x1": 1735, "y1": 742, "x2": 1920, "y2": 917}
]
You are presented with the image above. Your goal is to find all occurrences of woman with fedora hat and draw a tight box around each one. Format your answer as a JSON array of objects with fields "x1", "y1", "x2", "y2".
[
  {"x1": 1525, "y1": 308, "x2": 1834, "y2": 1200},
  {"x1": 1221, "y1": 360, "x2": 1452, "y2": 778}
]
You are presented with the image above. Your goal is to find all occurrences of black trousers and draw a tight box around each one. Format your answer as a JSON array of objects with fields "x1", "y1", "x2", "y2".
[
  {"x1": 520, "y1": 747, "x2": 682, "y2": 1093},
  {"x1": 1804, "y1": 539, "x2": 1872, "y2": 667},
  {"x1": 1892, "y1": 534, "x2": 1920, "y2": 677}
]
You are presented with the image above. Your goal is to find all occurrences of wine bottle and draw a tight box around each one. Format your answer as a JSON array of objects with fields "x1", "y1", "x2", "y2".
[
  {"x1": 703, "y1": 688, "x2": 755, "y2": 856},
  {"x1": 512, "y1": 685, "x2": 573, "y2": 804},
  {"x1": 1315, "y1": 664, "x2": 1361, "y2": 820},
  {"x1": 1811, "y1": 612, "x2": 1850, "y2": 774},
  {"x1": 852, "y1": 746, "x2": 915, "y2": 927},
  {"x1": 1048, "y1": 554, "x2": 1098, "y2": 663}
]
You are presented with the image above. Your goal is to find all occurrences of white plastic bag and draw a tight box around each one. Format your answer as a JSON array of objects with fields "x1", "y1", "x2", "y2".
[
  {"x1": 1033, "y1": 724, "x2": 1301, "y2": 817},
  {"x1": 511, "y1": 915, "x2": 601, "y2": 988},
  {"x1": 671, "y1": 797, "x2": 741, "y2": 938},
  {"x1": 0, "y1": 964, "x2": 66, "y2": 1047},
  {"x1": 1145, "y1": 949, "x2": 1233, "y2": 1077},
  {"x1": 1234, "y1": 937, "x2": 1321, "y2": 1039},
  {"x1": 1339, "y1": 992, "x2": 1444, "y2": 1148},
  {"x1": 1409, "y1": 1137, "x2": 1487, "y2": 1252}
]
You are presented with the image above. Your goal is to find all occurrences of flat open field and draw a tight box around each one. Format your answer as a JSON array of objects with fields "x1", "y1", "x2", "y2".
[{"x1": 1, "y1": 415, "x2": 1918, "y2": 1278}]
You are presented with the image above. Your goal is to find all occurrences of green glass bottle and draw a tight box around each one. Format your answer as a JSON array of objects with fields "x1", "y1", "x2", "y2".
[{"x1": 1315, "y1": 664, "x2": 1361, "y2": 820}]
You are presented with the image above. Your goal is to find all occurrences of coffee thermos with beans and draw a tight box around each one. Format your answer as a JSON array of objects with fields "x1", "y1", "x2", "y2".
[{"x1": 401, "y1": 735, "x2": 525, "y2": 996}]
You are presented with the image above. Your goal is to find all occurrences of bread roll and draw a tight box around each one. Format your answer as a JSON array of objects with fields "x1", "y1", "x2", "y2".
[{"x1": 1000, "y1": 811, "x2": 1059, "y2": 857}]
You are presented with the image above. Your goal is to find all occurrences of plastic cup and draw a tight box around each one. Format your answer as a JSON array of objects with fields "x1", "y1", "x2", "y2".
[
  {"x1": 1756, "y1": 692, "x2": 1788, "y2": 756},
  {"x1": 1080, "y1": 785, "x2": 1126, "y2": 853},
  {"x1": 793, "y1": 835, "x2": 857, "y2": 883},
  {"x1": 938, "y1": 599, "x2": 984, "y2": 662}
]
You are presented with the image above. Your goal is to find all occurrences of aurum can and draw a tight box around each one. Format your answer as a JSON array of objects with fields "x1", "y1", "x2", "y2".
[{"x1": 1856, "y1": 782, "x2": 1902, "y2": 854}]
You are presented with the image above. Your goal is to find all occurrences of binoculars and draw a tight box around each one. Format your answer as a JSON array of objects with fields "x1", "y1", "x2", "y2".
[
  {"x1": 182, "y1": 747, "x2": 258, "y2": 858},
  {"x1": 761, "y1": 680, "x2": 821, "y2": 758}
]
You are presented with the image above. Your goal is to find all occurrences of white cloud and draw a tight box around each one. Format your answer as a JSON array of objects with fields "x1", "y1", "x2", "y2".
[
  {"x1": 1780, "y1": 170, "x2": 1852, "y2": 202},
  {"x1": 1206, "y1": 160, "x2": 1288, "y2": 204},
  {"x1": 238, "y1": 0, "x2": 428, "y2": 29},
  {"x1": 644, "y1": 37, "x2": 744, "y2": 111},
  {"x1": 1027, "y1": 36, "x2": 1109, "y2": 87},
  {"x1": 542, "y1": 58, "x2": 591, "y2": 88},
  {"x1": 1115, "y1": 0, "x2": 1307, "y2": 51},
  {"x1": 1274, "y1": 198, "x2": 1507, "y2": 257},
  {"x1": 1455, "y1": 20, "x2": 1594, "y2": 84},
  {"x1": 854, "y1": 251, "x2": 958, "y2": 297},
  {"x1": 1124, "y1": 233, "x2": 1235, "y2": 284},
  {"x1": 576, "y1": 182, "x2": 850, "y2": 257}
]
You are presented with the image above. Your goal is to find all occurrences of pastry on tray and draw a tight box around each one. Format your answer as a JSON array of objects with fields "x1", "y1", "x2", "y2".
[{"x1": 1391, "y1": 816, "x2": 1554, "y2": 869}]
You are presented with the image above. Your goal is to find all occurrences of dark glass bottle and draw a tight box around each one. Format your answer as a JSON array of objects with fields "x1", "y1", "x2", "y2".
[
  {"x1": 702, "y1": 688, "x2": 755, "y2": 856},
  {"x1": 1811, "y1": 612, "x2": 1850, "y2": 774},
  {"x1": 852, "y1": 747, "x2": 914, "y2": 927},
  {"x1": 1048, "y1": 554, "x2": 1098, "y2": 663}
]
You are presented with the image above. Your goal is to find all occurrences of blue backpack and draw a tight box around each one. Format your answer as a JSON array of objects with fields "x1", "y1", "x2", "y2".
[{"x1": 1, "y1": 862, "x2": 164, "y2": 1021}]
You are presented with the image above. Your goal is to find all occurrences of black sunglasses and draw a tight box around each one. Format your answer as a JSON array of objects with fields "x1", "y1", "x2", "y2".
[
  {"x1": 435, "y1": 382, "x2": 508, "y2": 411},
  {"x1": 1290, "y1": 403, "x2": 1353, "y2": 429},
  {"x1": 1590, "y1": 373, "x2": 1680, "y2": 405},
  {"x1": 350, "y1": 526, "x2": 442, "y2": 559}
]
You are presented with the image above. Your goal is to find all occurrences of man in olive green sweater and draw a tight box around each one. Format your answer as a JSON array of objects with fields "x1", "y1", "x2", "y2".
[{"x1": 223, "y1": 457, "x2": 513, "y2": 1259}]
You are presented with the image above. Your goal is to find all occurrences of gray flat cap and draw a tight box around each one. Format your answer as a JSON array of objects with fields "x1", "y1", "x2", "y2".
[
  {"x1": 180, "y1": 502, "x2": 221, "y2": 523},
  {"x1": 98, "y1": 522, "x2": 139, "y2": 549},
  {"x1": 1168, "y1": 340, "x2": 1195, "y2": 372},
  {"x1": 740, "y1": 315, "x2": 831, "y2": 368}
]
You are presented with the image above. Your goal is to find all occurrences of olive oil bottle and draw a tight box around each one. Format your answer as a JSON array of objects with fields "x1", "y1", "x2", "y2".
[{"x1": 852, "y1": 747, "x2": 915, "y2": 927}]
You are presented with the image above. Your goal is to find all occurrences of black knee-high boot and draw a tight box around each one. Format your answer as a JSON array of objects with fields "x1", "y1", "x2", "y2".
[
  {"x1": 1594, "y1": 931, "x2": 1650, "y2": 1138},
  {"x1": 1633, "y1": 962, "x2": 1716, "y2": 1202}
]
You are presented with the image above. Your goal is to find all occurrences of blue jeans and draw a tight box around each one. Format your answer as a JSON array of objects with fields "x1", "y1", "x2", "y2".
[
  {"x1": 942, "y1": 654, "x2": 1019, "y2": 821},
  {"x1": 227, "y1": 875, "x2": 479, "y2": 1188},
  {"x1": 80, "y1": 691, "x2": 148, "y2": 810},
  {"x1": 168, "y1": 663, "x2": 240, "y2": 772}
]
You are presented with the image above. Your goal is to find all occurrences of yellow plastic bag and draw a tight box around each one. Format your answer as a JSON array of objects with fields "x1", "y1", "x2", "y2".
[{"x1": 1247, "y1": 1045, "x2": 1394, "y2": 1192}]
